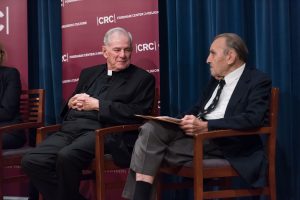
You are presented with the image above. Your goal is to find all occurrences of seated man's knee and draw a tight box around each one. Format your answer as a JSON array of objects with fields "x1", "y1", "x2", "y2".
[
  {"x1": 140, "y1": 121, "x2": 157, "y2": 136},
  {"x1": 21, "y1": 153, "x2": 38, "y2": 174},
  {"x1": 140, "y1": 121, "x2": 170, "y2": 139},
  {"x1": 57, "y1": 148, "x2": 71, "y2": 163},
  {"x1": 56, "y1": 148, "x2": 78, "y2": 168},
  {"x1": 139, "y1": 121, "x2": 179, "y2": 145}
]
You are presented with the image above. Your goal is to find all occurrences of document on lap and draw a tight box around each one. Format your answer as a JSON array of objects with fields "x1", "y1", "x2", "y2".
[{"x1": 135, "y1": 114, "x2": 181, "y2": 125}]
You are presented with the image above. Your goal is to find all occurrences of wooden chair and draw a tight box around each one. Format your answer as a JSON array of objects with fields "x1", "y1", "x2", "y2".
[
  {"x1": 0, "y1": 89, "x2": 45, "y2": 199},
  {"x1": 37, "y1": 125, "x2": 149, "y2": 200},
  {"x1": 158, "y1": 87, "x2": 279, "y2": 200},
  {"x1": 36, "y1": 123, "x2": 96, "y2": 200},
  {"x1": 36, "y1": 89, "x2": 159, "y2": 200},
  {"x1": 93, "y1": 89, "x2": 159, "y2": 200},
  {"x1": 36, "y1": 124, "x2": 62, "y2": 200},
  {"x1": 93, "y1": 124, "x2": 143, "y2": 200}
]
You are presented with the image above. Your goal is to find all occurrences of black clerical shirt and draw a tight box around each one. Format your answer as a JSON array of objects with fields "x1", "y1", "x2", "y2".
[{"x1": 61, "y1": 68, "x2": 115, "y2": 135}]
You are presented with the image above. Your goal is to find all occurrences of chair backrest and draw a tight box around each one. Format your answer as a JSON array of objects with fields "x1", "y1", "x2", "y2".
[
  {"x1": 266, "y1": 87, "x2": 279, "y2": 185},
  {"x1": 269, "y1": 88, "x2": 279, "y2": 130},
  {"x1": 20, "y1": 89, "x2": 45, "y2": 124}
]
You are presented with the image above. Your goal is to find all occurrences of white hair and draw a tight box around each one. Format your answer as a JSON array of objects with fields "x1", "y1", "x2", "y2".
[{"x1": 103, "y1": 27, "x2": 132, "y2": 46}]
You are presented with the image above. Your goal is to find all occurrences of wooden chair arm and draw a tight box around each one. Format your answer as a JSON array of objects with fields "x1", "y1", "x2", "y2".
[
  {"x1": 0, "y1": 122, "x2": 44, "y2": 153},
  {"x1": 95, "y1": 124, "x2": 141, "y2": 136},
  {"x1": 192, "y1": 126, "x2": 273, "y2": 186},
  {"x1": 36, "y1": 124, "x2": 62, "y2": 144},
  {"x1": 193, "y1": 126, "x2": 272, "y2": 162},
  {"x1": 0, "y1": 122, "x2": 44, "y2": 134},
  {"x1": 194, "y1": 126, "x2": 271, "y2": 141},
  {"x1": 94, "y1": 124, "x2": 141, "y2": 166}
]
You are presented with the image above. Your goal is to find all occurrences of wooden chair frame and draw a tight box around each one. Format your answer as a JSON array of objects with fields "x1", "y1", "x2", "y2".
[
  {"x1": 36, "y1": 124, "x2": 141, "y2": 200},
  {"x1": 94, "y1": 124, "x2": 142, "y2": 200},
  {"x1": 158, "y1": 87, "x2": 279, "y2": 200},
  {"x1": 94, "y1": 89, "x2": 159, "y2": 200},
  {"x1": 0, "y1": 89, "x2": 45, "y2": 199}
]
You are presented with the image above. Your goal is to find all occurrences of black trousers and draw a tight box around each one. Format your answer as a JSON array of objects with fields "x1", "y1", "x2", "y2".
[{"x1": 21, "y1": 130, "x2": 95, "y2": 200}]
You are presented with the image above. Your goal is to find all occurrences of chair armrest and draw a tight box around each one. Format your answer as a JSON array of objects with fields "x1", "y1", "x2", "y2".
[
  {"x1": 193, "y1": 127, "x2": 272, "y2": 160},
  {"x1": 95, "y1": 124, "x2": 141, "y2": 160},
  {"x1": 0, "y1": 122, "x2": 44, "y2": 151},
  {"x1": 36, "y1": 124, "x2": 62, "y2": 144},
  {"x1": 194, "y1": 126, "x2": 271, "y2": 141},
  {"x1": 192, "y1": 126, "x2": 273, "y2": 183},
  {"x1": 94, "y1": 124, "x2": 141, "y2": 171},
  {"x1": 0, "y1": 122, "x2": 44, "y2": 134},
  {"x1": 95, "y1": 124, "x2": 141, "y2": 136}
]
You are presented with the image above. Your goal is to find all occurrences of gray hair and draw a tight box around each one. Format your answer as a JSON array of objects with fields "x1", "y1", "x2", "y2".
[
  {"x1": 103, "y1": 27, "x2": 132, "y2": 46},
  {"x1": 214, "y1": 33, "x2": 248, "y2": 62}
]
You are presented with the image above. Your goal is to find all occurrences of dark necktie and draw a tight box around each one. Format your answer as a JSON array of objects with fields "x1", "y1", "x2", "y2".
[{"x1": 197, "y1": 79, "x2": 226, "y2": 119}]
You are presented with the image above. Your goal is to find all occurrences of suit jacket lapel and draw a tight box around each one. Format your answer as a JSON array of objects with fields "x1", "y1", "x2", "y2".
[{"x1": 225, "y1": 67, "x2": 251, "y2": 117}]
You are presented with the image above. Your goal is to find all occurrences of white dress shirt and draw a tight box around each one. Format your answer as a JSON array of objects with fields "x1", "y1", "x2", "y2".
[{"x1": 204, "y1": 64, "x2": 245, "y2": 120}]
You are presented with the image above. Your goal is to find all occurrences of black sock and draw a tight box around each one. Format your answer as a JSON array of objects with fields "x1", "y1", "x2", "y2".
[{"x1": 133, "y1": 181, "x2": 152, "y2": 200}]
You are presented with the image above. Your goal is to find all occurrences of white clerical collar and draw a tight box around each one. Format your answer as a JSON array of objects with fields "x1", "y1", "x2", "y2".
[{"x1": 107, "y1": 70, "x2": 113, "y2": 76}]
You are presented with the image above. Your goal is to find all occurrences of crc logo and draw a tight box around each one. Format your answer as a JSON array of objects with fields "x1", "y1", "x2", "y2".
[
  {"x1": 96, "y1": 15, "x2": 116, "y2": 25},
  {"x1": 62, "y1": 53, "x2": 69, "y2": 62},
  {"x1": 0, "y1": 7, "x2": 9, "y2": 35},
  {"x1": 135, "y1": 41, "x2": 158, "y2": 52}
]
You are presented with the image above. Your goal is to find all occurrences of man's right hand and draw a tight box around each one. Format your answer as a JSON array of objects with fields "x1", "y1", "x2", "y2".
[
  {"x1": 68, "y1": 93, "x2": 90, "y2": 110},
  {"x1": 68, "y1": 93, "x2": 99, "y2": 111},
  {"x1": 179, "y1": 115, "x2": 208, "y2": 136}
]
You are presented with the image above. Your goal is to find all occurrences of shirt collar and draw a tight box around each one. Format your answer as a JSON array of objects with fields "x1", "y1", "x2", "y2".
[{"x1": 224, "y1": 63, "x2": 245, "y2": 85}]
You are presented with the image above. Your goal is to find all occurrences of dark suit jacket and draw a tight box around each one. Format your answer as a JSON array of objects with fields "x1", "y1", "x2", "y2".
[
  {"x1": 183, "y1": 66, "x2": 272, "y2": 187},
  {"x1": 0, "y1": 66, "x2": 22, "y2": 125},
  {"x1": 0, "y1": 66, "x2": 25, "y2": 149},
  {"x1": 61, "y1": 64, "x2": 155, "y2": 166}
]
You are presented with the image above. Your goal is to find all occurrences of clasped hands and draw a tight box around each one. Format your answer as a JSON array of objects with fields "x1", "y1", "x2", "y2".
[
  {"x1": 68, "y1": 93, "x2": 99, "y2": 111},
  {"x1": 179, "y1": 115, "x2": 208, "y2": 136}
]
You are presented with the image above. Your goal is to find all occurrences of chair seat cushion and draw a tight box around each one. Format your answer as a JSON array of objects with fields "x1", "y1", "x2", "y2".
[
  {"x1": 104, "y1": 154, "x2": 113, "y2": 160},
  {"x1": 3, "y1": 146, "x2": 34, "y2": 157},
  {"x1": 183, "y1": 158, "x2": 230, "y2": 168}
]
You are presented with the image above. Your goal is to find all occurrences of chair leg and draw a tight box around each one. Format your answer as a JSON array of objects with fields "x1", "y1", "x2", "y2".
[
  {"x1": 269, "y1": 173, "x2": 277, "y2": 200},
  {"x1": 0, "y1": 186, "x2": 3, "y2": 200},
  {"x1": 269, "y1": 183, "x2": 277, "y2": 200},
  {"x1": 156, "y1": 177, "x2": 162, "y2": 200},
  {"x1": 38, "y1": 193, "x2": 43, "y2": 200}
]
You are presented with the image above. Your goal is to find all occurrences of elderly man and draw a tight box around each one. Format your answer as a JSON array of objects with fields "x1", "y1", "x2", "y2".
[
  {"x1": 122, "y1": 33, "x2": 271, "y2": 200},
  {"x1": 22, "y1": 27, "x2": 155, "y2": 200}
]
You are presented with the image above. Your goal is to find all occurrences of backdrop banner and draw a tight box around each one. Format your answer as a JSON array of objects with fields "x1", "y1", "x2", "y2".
[
  {"x1": 61, "y1": 0, "x2": 160, "y2": 99},
  {"x1": 61, "y1": 1, "x2": 159, "y2": 199}
]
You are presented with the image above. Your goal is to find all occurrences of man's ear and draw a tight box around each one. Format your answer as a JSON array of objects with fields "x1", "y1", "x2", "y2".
[
  {"x1": 102, "y1": 46, "x2": 108, "y2": 58},
  {"x1": 227, "y1": 50, "x2": 237, "y2": 65}
]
